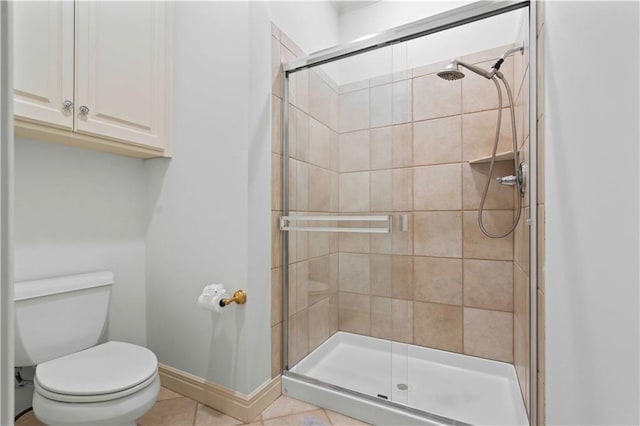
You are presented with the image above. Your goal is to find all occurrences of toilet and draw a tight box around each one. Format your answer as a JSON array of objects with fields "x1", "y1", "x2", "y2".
[{"x1": 14, "y1": 271, "x2": 159, "y2": 426}]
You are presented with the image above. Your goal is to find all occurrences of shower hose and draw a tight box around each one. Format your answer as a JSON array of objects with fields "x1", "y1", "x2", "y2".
[{"x1": 478, "y1": 74, "x2": 523, "y2": 238}]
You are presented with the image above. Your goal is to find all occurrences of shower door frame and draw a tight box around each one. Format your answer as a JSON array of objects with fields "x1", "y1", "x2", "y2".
[{"x1": 281, "y1": 1, "x2": 538, "y2": 424}]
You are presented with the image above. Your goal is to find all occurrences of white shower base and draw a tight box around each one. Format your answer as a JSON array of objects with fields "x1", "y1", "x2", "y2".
[{"x1": 283, "y1": 332, "x2": 528, "y2": 426}]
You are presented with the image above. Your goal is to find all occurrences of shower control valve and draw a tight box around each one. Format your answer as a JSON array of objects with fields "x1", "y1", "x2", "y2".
[{"x1": 496, "y1": 175, "x2": 518, "y2": 186}]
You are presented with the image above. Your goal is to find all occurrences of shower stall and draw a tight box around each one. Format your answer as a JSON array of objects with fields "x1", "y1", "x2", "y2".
[{"x1": 272, "y1": 1, "x2": 538, "y2": 424}]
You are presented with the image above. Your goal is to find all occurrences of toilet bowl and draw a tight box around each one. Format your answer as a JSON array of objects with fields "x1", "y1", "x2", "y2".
[
  {"x1": 33, "y1": 341, "x2": 159, "y2": 426},
  {"x1": 14, "y1": 272, "x2": 160, "y2": 425}
]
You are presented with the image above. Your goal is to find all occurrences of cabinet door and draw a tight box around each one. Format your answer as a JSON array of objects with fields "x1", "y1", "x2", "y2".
[
  {"x1": 75, "y1": 2, "x2": 170, "y2": 150},
  {"x1": 14, "y1": 1, "x2": 74, "y2": 129}
]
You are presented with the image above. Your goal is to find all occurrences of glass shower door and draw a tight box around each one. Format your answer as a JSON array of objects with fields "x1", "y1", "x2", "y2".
[
  {"x1": 281, "y1": 41, "x2": 412, "y2": 407},
  {"x1": 277, "y1": 3, "x2": 532, "y2": 424}
]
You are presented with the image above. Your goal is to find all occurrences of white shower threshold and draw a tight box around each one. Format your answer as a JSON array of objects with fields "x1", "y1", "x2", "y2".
[{"x1": 282, "y1": 332, "x2": 528, "y2": 426}]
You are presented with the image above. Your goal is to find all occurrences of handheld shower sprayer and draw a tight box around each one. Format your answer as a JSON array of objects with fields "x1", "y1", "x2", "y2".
[{"x1": 437, "y1": 44, "x2": 525, "y2": 238}]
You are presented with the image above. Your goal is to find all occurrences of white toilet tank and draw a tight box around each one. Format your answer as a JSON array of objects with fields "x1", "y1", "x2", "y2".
[{"x1": 14, "y1": 271, "x2": 114, "y2": 366}]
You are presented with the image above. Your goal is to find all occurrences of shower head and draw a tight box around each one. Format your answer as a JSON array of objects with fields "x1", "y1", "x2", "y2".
[
  {"x1": 437, "y1": 62, "x2": 465, "y2": 81},
  {"x1": 437, "y1": 59, "x2": 495, "y2": 81}
]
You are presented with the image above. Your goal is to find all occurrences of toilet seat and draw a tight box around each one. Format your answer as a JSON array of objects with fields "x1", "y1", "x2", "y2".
[
  {"x1": 35, "y1": 370, "x2": 158, "y2": 403},
  {"x1": 35, "y1": 341, "x2": 158, "y2": 403},
  {"x1": 33, "y1": 374, "x2": 160, "y2": 426}
]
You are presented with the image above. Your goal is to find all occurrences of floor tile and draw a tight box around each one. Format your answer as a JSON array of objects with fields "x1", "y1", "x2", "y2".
[
  {"x1": 263, "y1": 409, "x2": 331, "y2": 426},
  {"x1": 15, "y1": 411, "x2": 44, "y2": 426},
  {"x1": 195, "y1": 403, "x2": 243, "y2": 425},
  {"x1": 137, "y1": 397, "x2": 197, "y2": 426},
  {"x1": 16, "y1": 387, "x2": 371, "y2": 426},
  {"x1": 260, "y1": 395, "x2": 319, "y2": 420},
  {"x1": 158, "y1": 386, "x2": 184, "y2": 401},
  {"x1": 325, "y1": 410, "x2": 371, "y2": 425}
]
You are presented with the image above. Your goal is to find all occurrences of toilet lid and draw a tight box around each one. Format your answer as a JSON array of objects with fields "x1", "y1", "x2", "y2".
[{"x1": 36, "y1": 341, "x2": 158, "y2": 397}]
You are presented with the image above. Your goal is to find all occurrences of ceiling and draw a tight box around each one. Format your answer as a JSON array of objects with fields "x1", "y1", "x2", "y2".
[{"x1": 330, "y1": 1, "x2": 379, "y2": 16}]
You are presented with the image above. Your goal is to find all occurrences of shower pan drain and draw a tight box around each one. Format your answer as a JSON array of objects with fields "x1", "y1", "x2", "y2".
[{"x1": 397, "y1": 383, "x2": 408, "y2": 391}]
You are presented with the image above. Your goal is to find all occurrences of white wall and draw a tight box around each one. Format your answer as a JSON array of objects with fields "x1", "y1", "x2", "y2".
[
  {"x1": 268, "y1": 1, "x2": 341, "y2": 83},
  {"x1": 144, "y1": 0, "x2": 341, "y2": 396},
  {"x1": 247, "y1": 0, "x2": 273, "y2": 394},
  {"x1": 14, "y1": 138, "x2": 148, "y2": 413},
  {"x1": 269, "y1": 1, "x2": 339, "y2": 53},
  {"x1": 336, "y1": 1, "x2": 522, "y2": 84},
  {"x1": 14, "y1": 139, "x2": 148, "y2": 345},
  {"x1": 544, "y1": 1, "x2": 639, "y2": 424},
  {"x1": 339, "y1": 1, "x2": 469, "y2": 44},
  {"x1": 145, "y1": 1, "x2": 270, "y2": 395}
]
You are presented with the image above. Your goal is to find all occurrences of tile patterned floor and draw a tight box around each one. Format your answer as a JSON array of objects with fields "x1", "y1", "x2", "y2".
[{"x1": 15, "y1": 386, "x2": 370, "y2": 426}]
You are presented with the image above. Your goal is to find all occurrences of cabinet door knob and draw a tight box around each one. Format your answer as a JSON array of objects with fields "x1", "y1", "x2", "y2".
[
  {"x1": 79, "y1": 105, "x2": 90, "y2": 116},
  {"x1": 62, "y1": 100, "x2": 74, "y2": 112}
]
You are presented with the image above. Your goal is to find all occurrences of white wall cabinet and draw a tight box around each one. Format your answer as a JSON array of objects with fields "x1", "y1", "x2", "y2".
[
  {"x1": 14, "y1": 2, "x2": 74, "y2": 131},
  {"x1": 14, "y1": 1, "x2": 172, "y2": 158}
]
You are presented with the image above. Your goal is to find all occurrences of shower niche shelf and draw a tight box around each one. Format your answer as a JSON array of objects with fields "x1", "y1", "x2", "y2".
[{"x1": 469, "y1": 151, "x2": 515, "y2": 165}]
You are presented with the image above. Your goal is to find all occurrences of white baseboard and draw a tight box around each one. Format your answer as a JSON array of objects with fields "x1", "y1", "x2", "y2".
[{"x1": 158, "y1": 363, "x2": 281, "y2": 423}]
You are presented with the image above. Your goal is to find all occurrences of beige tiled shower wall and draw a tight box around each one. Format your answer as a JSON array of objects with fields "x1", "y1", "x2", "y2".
[
  {"x1": 512, "y1": 10, "x2": 531, "y2": 414},
  {"x1": 536, "y1": 2, "x2": 546, "y2": 425},
  {"x1": 270, "y1": 25, "x2": 340, "y2": 379},
  {"x1": 336, "y1": 43, "x2": 521, "y2": 364},
  {"x1": 511, "y1": 5, "x2": 546, "y2": 421}
]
